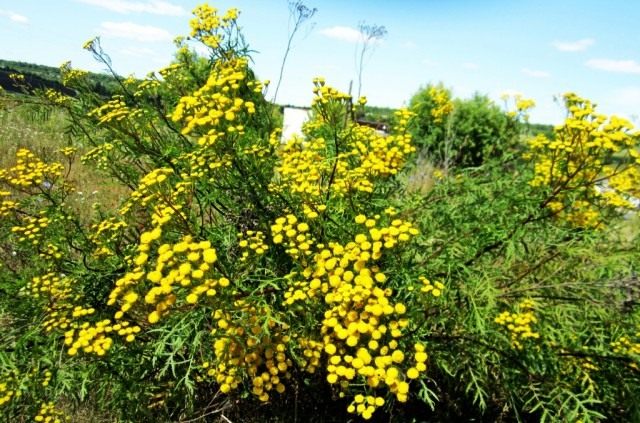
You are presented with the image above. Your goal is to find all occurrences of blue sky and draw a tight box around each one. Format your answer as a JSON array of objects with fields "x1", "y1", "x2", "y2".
[{"x1": 1, "y1": 0, "x2": 639, "y2": 124}]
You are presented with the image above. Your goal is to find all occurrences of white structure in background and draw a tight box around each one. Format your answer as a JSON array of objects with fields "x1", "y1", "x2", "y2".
[
  {"x1": 281, "y1": 105, "x2": 390, "y2": 142},
  {"x1": 282, "y1": 106, "x2": 310, "y2": 142},
  {"x1": 594, "y1": 180, "x2": 640, "y2": 219}
]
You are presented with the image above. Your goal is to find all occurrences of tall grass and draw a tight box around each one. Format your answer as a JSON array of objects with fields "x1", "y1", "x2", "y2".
[{"x1": 0, "y1": 97, "x2": 128, "y2": 220}]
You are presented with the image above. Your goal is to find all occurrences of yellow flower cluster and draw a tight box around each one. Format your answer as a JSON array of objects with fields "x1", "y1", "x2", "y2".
[
  {"x1": 495, "y1": 299, "x2": 540, "y2": 349},
  {"x1": 11, "y1": 215, "x2": 50, "y2": 246},
  {"x1": 119, "y1": 167, "x2": 173, "y2": 215},
  {"x1": 64, "y1": 319, "x2": 140, "y2": 356},
  {"x1": 271, "y1": 83, "x2": 415, "y2": 201},
  {"x1": 303, "y1": 203, "x2": 326, "y2": 219},
  {"x1": 272, "y1": 136, "x2": 326, "y2": 198},
  {"x1": 607, "y1": 165, "x2": 640, "y2": 203},
  {"x1": 108, "y1": 231, "x2": 223, "y2": 325},
  {"x1": 428, "y1": 85, "x2": 453, "y2": 123},
  {"x1": 514, "y1": 96, "x2": 535, "y2": 122},
  {"x1": 5, "y1": 5, "x2": 438, "y2": 416},
  {"x1": 283, "y1": 215, "x2": 418, "y2": 306},
  {"x1": 122, "y1": 75, "x2": 137, "y2": 90},
  {"x1": 276, "y1": 213, "x2": 422, "y2": 418},
  {"x1": 0, "y1": 148, "x2": 63, "y2": 190},
  {"x1": 189, "y1": 4, "x2": 239, "y2": 49},
  {"x1": 526, "y1": 93, "x2": 640, "y2": 227},
  {"x1": 178, "y1": 149, "x2": 232, "y2": 185},
  {"x1": 59, "y1": 61, "x2": 88, "y2": 86},
  {"x1": 562, "y1": 200, "x2": 599, "y2": 228},
  {"x1": 0, "y1": 371, "x2": 18, "y2": 407},
  {"x1": 240, "y1": 144, "x2": 270, "y2": 159},
  {"x1": 44, "y1": 88, "x2": 72, "y2": 106},
  {"x1": 170, "y1": 57, "x2": 257, "y2": 139},
  {"x1": 27, "y1": 272, "x2": 94, "y2": 332},
  {"x1": 133, "y1": 78, "x2": 161, "y2": 98},
  {"x1": 9, "y1": 73, "x2": 25, "y2": 82},
  {"x1": 41, "y1": 370, "x2": 52, "y2": 387},
  {"x1": 157, "y1": 63, "x2": 182, "y2": 80},
  {"x1": 88, "y1": 95, "x2": 141, "y2": 124},
  {"x1": 297, "y1": 337, "x2": 324, "y2": 373},
  {"x1": 82, "y1": 37, "x2": 96, "y2": 51},
  {"x1": 0, "y1": 190, "x2": 17, "y2": 218},
  {"x1": 57, "y1": 147, "x2": 77, "y2": 157},
  {"x1": 419, "y1": 276, "x2": 444, "y2": 297},
  {"x1": 81, "y1": 142, "x2": 115, "y2": 170},
  {"x1": 26, "y1": 271, "x2": 134, "y2": 357},
  {"x1": 311, "y1": 77, "x2": 352, "y2": 106},
  {"x1": 351, "y1": 120, "x2": 414, "y2": 177},
  {"x1": 611, "y1": 332, "x2": 640, "y2": 356},
  {"x1": 346, "y1": 394, "x2": 385, "y2": 420},
  {"x1": 0, "y1": 368, "x2": 58, "y2": 411},
  {"x1": 238, "y1": 230, "x2": 268, "y2": 261},
  {"x1": 502, "y1": 93, "x2": 535, "y2": 121},
  {"x1": 34, "y1": 401, "x2": 70, "y2": 422},
  {"x1": 577, "y1": 357, "x2": 599, "y2": 372},
  {"x1": 272, "y1": 214, "x2": 315, "y2": 260},
  {"x1": 40, "y1": 243, "x2": 63, "y2": 260},
  {"x1": 89, "y1": 217, "x2": 127, "y2": 257},
  {"x1": 206, "y1": 303, "x2": 292, "y2": 402}
]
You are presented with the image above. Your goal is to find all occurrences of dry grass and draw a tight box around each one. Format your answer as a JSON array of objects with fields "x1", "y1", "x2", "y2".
[
  {"x1": 0, "y1": 98, "x2": 129, "y2": 220},
  {"x1": 404, "y1": 153, "x2": 439, "y2": 195}
]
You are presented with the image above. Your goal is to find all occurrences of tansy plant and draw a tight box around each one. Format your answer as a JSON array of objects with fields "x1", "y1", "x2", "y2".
[{"x1": 1, "y1": 3, "x2": 640, "y2": 422}]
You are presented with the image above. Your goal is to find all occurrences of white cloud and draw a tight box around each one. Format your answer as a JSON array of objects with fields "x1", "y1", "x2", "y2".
[
  {"x1": 462, "y1": 62, "x2": 479, "y2": 70},
  {"x1": 78, "y1": 0, "x2": 185, "y2": 16},
  {"x1": 552, "y1": 38, "x2": 594, "y2": 52},
  {"x1": 586, "y1": 58, "x2": 640, "y2": 74},
  {"x1": 319, "y1": 26, "x2": 364, "y2": 43},
  {"x1": 99, "y1": 21, "x2": 173, "y2": 42},
  {"x1": 0, "y1": 9, "x2": 28, "y2": 24}
]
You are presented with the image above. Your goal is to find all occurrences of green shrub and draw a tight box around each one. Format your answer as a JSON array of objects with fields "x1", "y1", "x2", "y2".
[{"x1": 409, "y1": 85, "x2": 523, "y2": 167}]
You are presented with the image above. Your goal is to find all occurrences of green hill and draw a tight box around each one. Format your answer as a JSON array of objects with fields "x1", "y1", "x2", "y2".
[{"x1": 0, "y1": 59, "x2": 118, "y2": 96}]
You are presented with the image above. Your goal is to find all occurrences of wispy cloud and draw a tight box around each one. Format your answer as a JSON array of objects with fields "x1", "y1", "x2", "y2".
[
  {"x1": 0, "y1": 9, "x2": 28, "y2": 24},
  {"x1": 586, "y1": 58, "x2": 640, "y2": 74},
  {"x1": 78, "y1": 0, "x2": 185, "y2": 16},
  {"x1": 522, "y1": 67, "x2": 550, "y2": 78},
  {"x1": 552, "y1": 38, "x2": 594, "y2": 52},
  {"x1": 462, "y1": 62, "x2": 479, "y2": 70},
  {"x1": 319, "y1": 26, "x2": 364, "y2": 43},
  {"x1": 99, "y1": 21, "x2": 173, "y2": 42}
]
